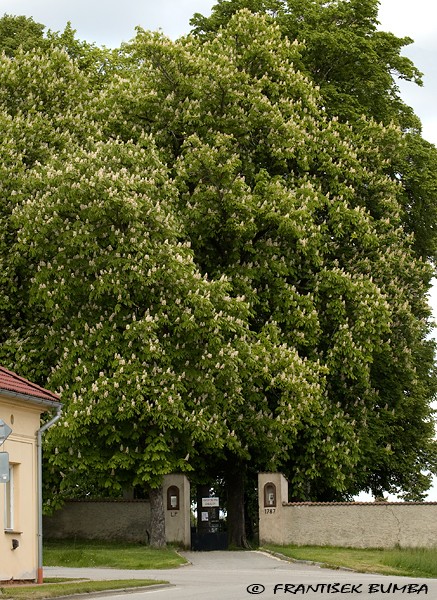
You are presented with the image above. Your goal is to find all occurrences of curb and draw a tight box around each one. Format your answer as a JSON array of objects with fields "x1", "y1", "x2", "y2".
[
  {"x1": 258, "y1": 548, "x2": 356, "y2": 573},
  {"x1": 51, "y1": 583, "x2": 175, "y2": 599},
  {"x1": 175, "y1": 549, "x2": 192, "y2": 567}
]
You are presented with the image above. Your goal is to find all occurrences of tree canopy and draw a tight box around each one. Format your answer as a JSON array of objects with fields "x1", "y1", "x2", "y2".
[
  {"x1": 0, "y1": 14, "x2": 46, "y2": 56},
  {"x1": 109, "y1": 9, "x2": 436, "y2": 503},
  {"x1": 0, "y1": 4, "x2": 436, "y2": 546},
  {"x1": 190, "y1": 0, "x2": 437, "y2": 264}
]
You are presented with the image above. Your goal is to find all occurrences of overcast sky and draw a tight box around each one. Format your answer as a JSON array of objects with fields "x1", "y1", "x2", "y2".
[{"x1": 2, "y1": 0, "x2": 437, "y2": 500}]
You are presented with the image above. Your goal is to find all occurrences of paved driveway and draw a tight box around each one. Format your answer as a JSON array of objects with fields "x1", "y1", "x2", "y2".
[{"x1": 45, "y1": 550, "x2": 435, "y2": 600}]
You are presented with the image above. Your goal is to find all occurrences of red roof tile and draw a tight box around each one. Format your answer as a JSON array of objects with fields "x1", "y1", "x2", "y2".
[{"x1": 0, "y1": 366, "x2": 60, "y2": 404}]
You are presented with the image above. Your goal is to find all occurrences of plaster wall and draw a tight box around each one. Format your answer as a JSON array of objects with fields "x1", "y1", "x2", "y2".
[
  {"x1": 43, "y1": 500, "x2": 152, "y2": 543},
  {"x1": 163, "y1": 474, "x2": 191, "y2": 548},
  {"x1": 44, "y1": 474, "x2": 191, "y2": 546},
  {"x1": 258, "y1": 473, "x2": 437, "y2": 549},
  {"x1": 258, "y1": 472, "x2": 289, "y2": 545},
  {"x1": 0, "y1": 397, "x2": 41, "y2": 581},
  {"x1": 280, "y1": 503, "x2": 437, "y2": 549}
]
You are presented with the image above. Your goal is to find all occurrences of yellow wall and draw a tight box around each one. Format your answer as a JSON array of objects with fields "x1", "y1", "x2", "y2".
[{"x1": 0, "y1": 395, "x2": 42, "y2": 581}]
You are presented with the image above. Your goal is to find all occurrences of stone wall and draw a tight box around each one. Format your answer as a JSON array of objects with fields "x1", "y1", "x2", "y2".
[
  {"x1": 43, "y1": 474, "x2": 191, "y2": 546},
  {"x1": 258, "y1": 473, "x2": 437, "y2": 549},
  {"x1": 43, "y1": 500, "x2": 151, "y2": 543}
]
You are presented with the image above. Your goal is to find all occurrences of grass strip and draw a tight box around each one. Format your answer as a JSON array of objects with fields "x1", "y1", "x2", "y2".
[
  {"x1": 43, "y1": 539, "x2": 187, "y2": 569},
  {"x1": 0, "y1": 579, "x2": 167, "y2": 599},
  {"x1": 263, "y1": 545, "x2": 437, "y2": 579},
  {"x1": 381, "y1": 547, "x2": 437, "y2": 579}
]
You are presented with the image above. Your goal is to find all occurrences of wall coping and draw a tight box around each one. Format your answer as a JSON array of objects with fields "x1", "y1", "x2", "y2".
[
  {"x1": 59, "y1": 499, "x2": 150, "y2": 503},
  {"x1": 284, "y1": 501, "x2": 437, "y2": 506}
]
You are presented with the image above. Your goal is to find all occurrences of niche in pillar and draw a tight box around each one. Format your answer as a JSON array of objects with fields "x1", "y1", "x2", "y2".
[
  {"x1": 167, "y1": 485, "x2": 180, "y2": 511},
  {"x1": 264, "y1": 482, "x2": 277, "y2": 508}
]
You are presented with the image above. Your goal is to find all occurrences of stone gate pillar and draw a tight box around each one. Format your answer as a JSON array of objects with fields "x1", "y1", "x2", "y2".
[
  {"x1": 163, "y1": 474, "x2": 191, "y2": 548},
  {"x1": 258, "y1": 472, "x2": 288, "y2": 545}
]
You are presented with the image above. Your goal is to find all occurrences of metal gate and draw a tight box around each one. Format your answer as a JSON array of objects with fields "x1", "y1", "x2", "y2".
[{"x1": 191, "y1": 492, "x2": 228, "y2": 551}]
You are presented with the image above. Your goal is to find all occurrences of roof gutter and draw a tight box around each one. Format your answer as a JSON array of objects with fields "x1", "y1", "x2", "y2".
[
  {"x1": 0, "y1": 388, "x2": 60, "y2": 409},
  {"x1": 36, "y1": 405, "x2": 62, "y2": 584}
]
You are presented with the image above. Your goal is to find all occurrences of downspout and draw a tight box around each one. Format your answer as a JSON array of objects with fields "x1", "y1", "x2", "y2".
[{"x1": 36, "y1": 406, "x2": 62, "y2": 584}]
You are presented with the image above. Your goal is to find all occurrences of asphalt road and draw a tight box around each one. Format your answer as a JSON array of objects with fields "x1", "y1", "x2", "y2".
[{"x1": 45, "y1": 550, "x2": 436, "y2": 600}]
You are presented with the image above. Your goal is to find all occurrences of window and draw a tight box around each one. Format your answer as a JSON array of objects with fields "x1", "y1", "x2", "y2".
[
  {"x1": 4, "y1": 465, "x2": 14, "y2": 530},
  {"x1": 263, "y1": 482, "x2": 277, "y2": 507},
  {"x1": 167, "y1": 485, "x2": 180, "y2": 510}
]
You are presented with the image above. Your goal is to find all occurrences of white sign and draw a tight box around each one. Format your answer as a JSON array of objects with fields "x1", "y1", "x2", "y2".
[
  {"x1": 201, "y1": 511, "x2": 209, "y2": 521},
  {"x1": 0, "y1": 419, "x2": 12, "y2": 447},
  {"x1": 202, "y1": 497, "x2": 219, "y2": 507},
  {"x1": 0, "y1": 452, "x2": 9, "y2": 483}
]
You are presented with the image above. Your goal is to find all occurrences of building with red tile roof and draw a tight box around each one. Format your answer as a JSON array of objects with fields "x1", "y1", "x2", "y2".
[
  {"x1": 0, "y1": 366, "x2": 60, "y2": 405},
  {"x1": 1, "y1": 366, "x2": 61, "y2": 582}
]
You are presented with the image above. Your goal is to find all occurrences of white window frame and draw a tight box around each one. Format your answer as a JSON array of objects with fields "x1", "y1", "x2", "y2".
[{"x1": 4, "y1": 464, "x2": 14, "y2": 531}]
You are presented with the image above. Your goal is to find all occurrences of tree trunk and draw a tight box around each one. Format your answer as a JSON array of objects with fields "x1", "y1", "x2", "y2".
[
  {"x1": 149, "y1": 484, "x2": 166, "y2": 548},
  {"x1": 226, "y1": 460, "x2": 249, "y2": 548}
]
